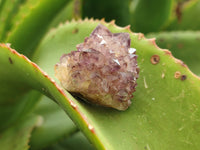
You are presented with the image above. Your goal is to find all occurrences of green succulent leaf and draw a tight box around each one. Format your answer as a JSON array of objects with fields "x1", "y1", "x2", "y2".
[
  {"x1": 0, "y1": 0, "x2": 25, "y2": 41},
  {"x1": 0, "y1": 115, "x2": 40, "y2": 150},
  {"x1": 0, "y1": 87, "x2": 40, "y2": 131},
  {"x1": 82, "y1": 0, "x2": 130, "y2": 26},
  {"x1": 49, "y1": 0, "x2": 74, "y2": 28},
  {"x1": 6, "y1": 0, "x2": 71, "y2": 57},
  {"x1": 166, "y1": 0, "x2": 200, "y2": 30},
  {"x1": 147, "y1": 31, "x2": 200, "y2": 75},
  {"x1": 30, "y1": 95, "x2": 77, "y2": 150},
  {"x1": 44, "y1": 132, "x2": 95, "y2": 150},
  {"x1": 130, "y1": 0, "x2": 173, "y2": 33},
  {"x1": 0, "y1": 42, "x2": 76, "y2": 148},
  {"x1": 0, "y1": 0, "x2": 6, "y2": 13},
  {"x1": 1, "y1": 20, "x2": 200, "y2": 150}
]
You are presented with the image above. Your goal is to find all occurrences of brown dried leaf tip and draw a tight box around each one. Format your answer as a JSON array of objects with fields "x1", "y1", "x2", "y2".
[{"x1": 55, "y1": 24, "x2": 139, "y2": 110}]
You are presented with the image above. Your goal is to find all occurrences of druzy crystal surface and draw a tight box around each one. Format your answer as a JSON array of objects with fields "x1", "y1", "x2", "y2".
[{"x1": 55, "y1": 24, "x2": 139, "y2": 110}]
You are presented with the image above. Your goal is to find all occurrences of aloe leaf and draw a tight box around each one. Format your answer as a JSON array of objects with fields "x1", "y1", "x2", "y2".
[
  {"x1": 32, "y1": 21, "x2": 199, "y2": 149},
  {"x1": 33, "y1": 20, "x2": 200, "y2": 149},
  {"x1": 59, "y1": 131, "x2": 95, "y2": 150},
  {"x1": 0, "y1": 115, "x2": 40, "y2": 150},
  {"x1": 0, "y1": 0, "x2": 6, "y2": 13},
  {"x1": 0, "y1": 42, "x2": 76, "y2": 148},
  {"x1": 44, "y1": 132, "x2": 95, "y2": 150},
  {"x1": 147, "y1": 31, "x2": 200, "y2": 75},
  {"x1": 0, "y1": 88, "x2": 40, "y2": 131},
  {"x1": 30, "y1": 95, "x2": 77, "y2": 149},
  {"x1": 166, "y1": 0, "x2": 200, "y2": 30},
  {"x1": 6, "y1": 0, "x2": 71, "y2": 58},
  {"x1": 73, "y1": 0, "x2": 82, "y2": 19},
  {"x1": 1, "y1": 19, "x2": 200, "y2": 149},
  {"x1": 0, "y1": 0, "x2": 25, "y2": 41},
  {"x1": 0, "y1": 43, "x2": 79, "y2": 148},
  {"x1": 130, "y1": 0, "x2": 173, "y2": 33},
  {"x1": 49, "y1": 0, "x2": 74, "y2": 28},
  {"x1": 82, "y1": 0, "x2": 130, "y2": 26}
]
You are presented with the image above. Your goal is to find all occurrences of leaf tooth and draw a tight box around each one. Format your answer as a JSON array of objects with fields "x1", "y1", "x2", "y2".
[
  {"x1": 148, "y1": 38, "x2": 163, "y2": 50},
  {"x1": 163, "y1": 49, "x2": 172, "y2": 56},
  {"x1": 175, "y1": 58, "x2": 188, "y2": 68},
  {"x1": 64, "y1": 19, "x2": 70, "y2": 25},
  {"x1": 138, "y1": 33, "x2": 145, "y2": 40},
  {"x1": 163, "y1": 50, "x2": 200, "y2": 80},
  {"x1": 0, "y1": 43, "x2": 12, "y2": 51},
  {"x1": 147, "y1": 36, "x2": 199, "y2": 79},
  {"x1": 100, "y1": 18, "x2": 105, "y2": 22},
  {"x1": 124, "y1": 25, "x2": 131, "y2": 30},
  {"x1": 89, "y1": 17, "x2": 94, "y2": 22},
  {"x1": 109, "y1": 20, "x2": 116, "y2": 25},
  {"x1": 49, "y1": 27, "x2": 57, "y2": 33},
  {"x1": 83, "y1": 17, "x2": 89, "y2": 22},
  {"x1": 58, "y1": 22, "x2": 64, "y2": 28},
  {"x1": 76, "y1": 17, "x2": 83, "y2": 22},
  {"x1": 163, "y1": 49, "x2": 187, "y2": 67},
  {"x1": 71, "y1": 18, "x2": 76, "y2": 22}
]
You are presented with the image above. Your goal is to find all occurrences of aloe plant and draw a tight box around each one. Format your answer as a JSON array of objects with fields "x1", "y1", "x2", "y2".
[{"x1": 0, "y1": 0, "x2": 200, "y2": 150}]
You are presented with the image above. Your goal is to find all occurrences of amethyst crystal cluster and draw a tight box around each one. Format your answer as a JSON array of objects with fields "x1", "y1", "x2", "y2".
[{"x1": 55, "y1": 24, "x2": 139, "y2": 110}]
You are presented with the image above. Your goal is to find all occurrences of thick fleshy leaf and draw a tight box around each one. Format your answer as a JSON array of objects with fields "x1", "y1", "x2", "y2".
[
  {"x1": 30, "y1": 95, "x2": 77, "y2": 149},
  {"x1": 0, "y1": 43, "x2": 100, "y2": 148},
  {"x1": 0, "y1": 42, "x2": 42, "y2": 130},
  {"x1": 0, "y1": 42, "x2": 77, "y2": 147},
  {"x1": 0, "y1": 0, "x2": 6, "y2": 13},
  {"x1": 0, "y1": 87, "x2": 40, "y2": 131},
  {"x1": 1, "y1": 20, "x2": 200, "y2": 149},
  {"x1": 33, "y1": 20, "x2": 200, "y2": 149},
  {"x1": 6, "y1": 0, "x2": 71, "y2": 57},
  {"x1": 49, "y1": 0, "x2": 74, "y2": 28},
  {"x1": 130, "y1": 0, "x2": 173, "y2": 33},
  {"x1": 0, "y1": 115, "x2": 40, "y2": 150},
  {"x1": 166, "y1": 0, "x2": 200, "y2": 30},
  {"x1": 0, "y1": 0, "x2": 25, "y2": 41},
  {"x1": 147, "y1": 31, "x2": 200, "y2": 75},
  {"x1": 44, "y1": 132, "x2": 95, "y2": 150},
  {"x1": 82, "y1": 0, "x2": 130, "y2": 26}
]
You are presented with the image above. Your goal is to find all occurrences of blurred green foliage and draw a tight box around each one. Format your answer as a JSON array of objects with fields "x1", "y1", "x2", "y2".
[{"x1": 0, "y1": 0, "x2": 200, "y2": 149}]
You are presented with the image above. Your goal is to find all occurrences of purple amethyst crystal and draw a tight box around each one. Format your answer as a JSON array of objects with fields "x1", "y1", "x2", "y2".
[{"x1": 55, "y1": 24, "x2": 139, "y2": 110}]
